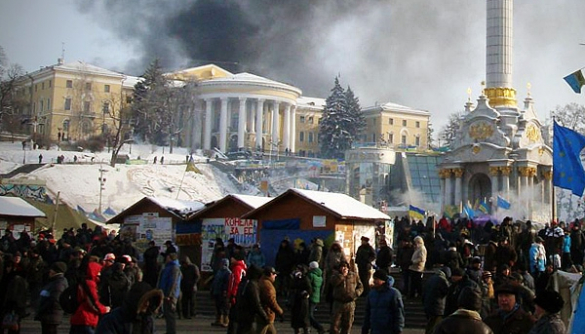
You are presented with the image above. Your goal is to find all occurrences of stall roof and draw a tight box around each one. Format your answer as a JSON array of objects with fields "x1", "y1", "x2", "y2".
[
  {"x1": 244, "y1": 188, "x2": 391, "y2": 220},
  {"x1": 0, "y1": 196, "x2": 46, "y2": 218},
  {"x1": 188, "y1": 194, "x2": 273, "y2": 220},
  {"x1": 106, "y1": 196, "x2": 205, "y2": 224}
]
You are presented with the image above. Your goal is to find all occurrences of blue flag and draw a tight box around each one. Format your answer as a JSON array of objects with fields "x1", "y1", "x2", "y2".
[
  {"x1": 463, "y1": 204, "x2": 476, "y2": 218},
  {"x1": 409, "y1": 205, "x2": 425, "y2": 220},
  {"x1": 553, "y1": 122, "x2": 585, "y2": 196},
  {"x1": 479, "y1": 201, "x2": 490, "y2": 214},
  {"x1": 497, "y1": 196, "x2": 511, "y2": 210},
  {"x1": 563, "y1": 69, "x2": 585, "y2": 94}
]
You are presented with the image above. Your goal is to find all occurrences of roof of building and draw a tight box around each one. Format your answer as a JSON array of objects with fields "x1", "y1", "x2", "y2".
[
  {"x1": 106, "y1": 196, "x2": 204, "y2": 224},
  {"x1": 0, "y1": 196, "x2": 46, "y2": 218},
  {"x1": 297, "y1": 96, "x2": 326, "y2": 109},
  {"x1": 230, "y1": 194, "x2": 273, "y2": 209},
  {"x1": 201, "y1": 72, "x2": 302, "y2": 95},
  {"x1": 363, "y1": 101, "x2": 430, "y2": 116}
]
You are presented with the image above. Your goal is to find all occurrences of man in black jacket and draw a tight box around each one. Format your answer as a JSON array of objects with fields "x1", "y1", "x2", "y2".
[
  {"x1": 36, "y1": 261, "x2": 69, "y2": 334},
  {"x1": 422, "y1": 267, "x2": 451, "y2": 334},
  {"x1": 234, "y1": 265, "x2": 268, "y2": 334},
  {"x1": 433, "y1": 286, "x2": 494, "y2": 334}
]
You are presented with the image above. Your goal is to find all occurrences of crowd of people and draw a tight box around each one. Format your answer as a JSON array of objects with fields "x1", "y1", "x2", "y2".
[{"x1": 0, "y1": 213, "x2": 581, "y2": 334}]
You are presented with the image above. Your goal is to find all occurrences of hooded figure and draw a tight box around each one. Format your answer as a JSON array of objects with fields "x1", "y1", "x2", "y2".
[
  {"x1": 362, "y1": 269, "x2": 404, "y2": 334},
  {"x1": 70, "y1": 262, "x2": 110, "y2": 331},
  {"x1": 95, "y1": 282, "x2": 164, "y2": 334},
  {"x1": 408, "y1": 236, "x2": 427, "y2": 298}
]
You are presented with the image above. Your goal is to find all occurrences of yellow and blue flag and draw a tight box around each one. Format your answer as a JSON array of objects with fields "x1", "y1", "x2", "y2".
[
  {"x1": 463, "y1": 203, "x2": 476, "y2": 218},
  {"x1": 564, "y1": 69, "x2": 585, "y2": 94},
  {"x1": 553, "y1": 122, "x2": 585, "y2": 196},
  {"x1": 409, "y1": 205, "x2": 425, "y2": 220},
  {"x1": 478, "y1": 200, "x2": 490, "y2": 214},
  {"x1": 497, "y1": 196, "x2": 511, "y2": 210},
  {"x1": 444, "y1": 205, "x2": 459, "y2": 219}
]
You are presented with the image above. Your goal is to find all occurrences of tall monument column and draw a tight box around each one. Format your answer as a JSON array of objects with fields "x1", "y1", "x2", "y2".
[
  {"x1": 489, "y1": 166, "x2": 500, "y2": 199},
  {"x1": 485, "y1": 0, "x2": 517, "y2": 108}
]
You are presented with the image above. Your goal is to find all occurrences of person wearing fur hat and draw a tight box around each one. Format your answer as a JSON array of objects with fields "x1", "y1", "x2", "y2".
[
  {"x1": 527, "y1": 290, "x2": 565, "y2": 334},
  {"x1": 484, "y1": 284, "x2": 535, "y2": 334},
  {"x1": 362, "y1": 269, "x2": 404, "y2": 334},
  {"x1": 35, "y1": 261, "x2": 69, "y2": 334},
  {"x1": 433, "y1": 286, "x2": 494, "y2": 334}
]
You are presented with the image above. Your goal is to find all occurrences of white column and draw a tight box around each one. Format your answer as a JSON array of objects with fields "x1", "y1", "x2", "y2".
[
  {"x1": 237, "y1": 97, "x2": 247, "y2": 149},
  {"x1": 444, "y1": 171, "x2": 453, "y2": 206},
  {"x1": 283, "y1": 104, "x2": 291, "y2": 151},
  {"x1": 489, "y1": 167, "x2": 499, "y2": 199},
  {"x1": 219, "y1": 97, "x2": 228, "y2": 152},
  {"x1": 290, "y1": 105, "x2": 296, "y2": 153},
  {"x1": 204, "y1": 98, "x2": 213, "y2": 150},
  {"x1": 454, "y1": 168, "x2": 463, "y2": 208},
  {"x1": 272, "y1": 101, "x2": 280, "y2": 147},
  {"x1": 256, "y1": 99, "x2": 264, "y2": 149},
  {"x1": 250, "y1": 104, "x2": 256, "y2": 134}
]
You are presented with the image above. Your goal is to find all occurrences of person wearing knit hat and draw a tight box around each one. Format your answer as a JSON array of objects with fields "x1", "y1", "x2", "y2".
[
  {"x1": 307, "y1": 260, "x2": 325, "y2": 334},
  {"x1": 529, "y1": 290, "x2": 565, "y2": 334},
  {"x1": 433, "y1": 286, "x2": 494, "y2": 334},
  {"x1": 36, "y1": 261, "x2": 69, "y2": 334},
  {"x1": 362, "y1": 269, "x2": 404, "y2": 334},
  {"x1": 484, "y1": 283, "x2": 534, "y2": 334}
]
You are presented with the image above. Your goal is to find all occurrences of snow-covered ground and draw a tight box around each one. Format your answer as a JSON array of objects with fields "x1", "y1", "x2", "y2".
[{"x1": 0, "y1": 141, "x2": 242, "y2": 216}]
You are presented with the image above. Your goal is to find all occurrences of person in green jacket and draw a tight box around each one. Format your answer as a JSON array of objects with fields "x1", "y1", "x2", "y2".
[{"x1": 307, "y1": 261, "x2": 325, "y2": 334}]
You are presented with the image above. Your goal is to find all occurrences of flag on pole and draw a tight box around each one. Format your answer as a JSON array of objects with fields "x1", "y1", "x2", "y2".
[
  {"x1": 463, "y1": 203, "x2": 476, "y2": 218},
  {"x1": 497, "y1": 195, "x2": 511, "y2": 210},
  {"x1": 409, "y1": 205, "x2": 425, "y2": 220},
  {"x1": 185, "y1": 161, "x2": 201, "y2": 174},
  {"x1": 444, "y1": 205, "x2": 459, "y2": 219},
  {"x1": 478, "y1": 200, "x2": 490, "y2": 214},
  {"x1": 553, "y1": 121, "x2": 585, "y2": 196},
  {"x1": 563, "y1": 69, "x2": 585, "y2": 94}
]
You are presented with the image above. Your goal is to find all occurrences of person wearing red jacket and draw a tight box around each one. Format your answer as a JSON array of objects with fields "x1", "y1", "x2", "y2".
[
  {"x1": 226, "y1": 252, "x2": 247, "y2": 332},
  {"x1": 70, "y1": 261, "x2": 110, "y2": 334}
]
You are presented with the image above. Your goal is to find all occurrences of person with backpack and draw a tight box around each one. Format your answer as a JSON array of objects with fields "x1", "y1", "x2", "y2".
[
  {"x1": 35, "y1": 261, "x2": 69, "y2": 334},
  {"x1": 69, "y1": 261, "x2": 110, "y2": 334}
]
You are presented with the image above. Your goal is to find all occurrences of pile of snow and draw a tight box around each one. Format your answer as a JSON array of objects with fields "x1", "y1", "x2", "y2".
[{"x1": 0, "y1": 141, "x2": 239, "y2": 215}]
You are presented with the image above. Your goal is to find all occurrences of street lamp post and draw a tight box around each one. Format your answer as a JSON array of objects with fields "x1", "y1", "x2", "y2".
[{"x1": 98, "y1": 163, "x2": 108, "y2": 213}]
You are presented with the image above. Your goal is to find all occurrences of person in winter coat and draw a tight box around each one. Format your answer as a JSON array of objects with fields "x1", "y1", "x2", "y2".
[
  {"x1": 258, "y1": 266, "x2": 284, "y2": 334},
  {"x1": 233, "y1": 265, "x2": 268, "y2": 334},
  {"x1": 246, "y1": 244, "x2": 266, "y2": 269},
  {"x1": 274, "y1": 239, "x2": 295, "y2": 297},
  {"x1": 355, "y1": 236, "x2": 376, "y2": 296},
  {"x1": 35, "y1": 261, "x2": 69, "y2": 334},
  {"x1": 289, "y1": 265, "x2": 312, "y2": 334},
  {"x1": 308, "y1": 238, "x2": 324, "y2": 268},
  {"x1": 527, "y1": 290, "x2": 565, "y2": 334},
  {"x1": 484, "y1": 284, "x2": 535, "y2": 334},
  {"x1": 94, "y1": 282, "x2": 164, "y2": 334},
  {"x1": 422, "y1": 267, "x2": 451, "y2": 334},
  {"x1": 433, "y1": 286, "x2": 494, "y2": 334},
  {"x1": 444, "y1": 268, "x2": 479, "y2": 317},
  {"x1": 408, "y1": 236, "x2": 427, "y2": 298},
  {"x1": 529, "y1": 237, "x2": 546, "y2": 278},
  {"x1": 104, "y1": 262, "x2": 131, "y2": 309},
  {"x1": 375, "y1": 238, "x2": 393, "y2": 274},
  {"x1": 142, "y1": 241, "x2": 160, "y2": 288},
  {"x1": 3, "y1": 259, "x2": 29, "y2": 334},
  {"x1": 227, "y1": 252, "x2": 247, "y2": 332},
  {"x1": 157, "y1": 252, "x2": 182, "y2": 334},
  {"x1": 69, "y1": 261, "x2": 110, "y2": 334},
  {"x1": 329, "y1": 261, "x2": 364, "y2": 334},
  {"x1": 361, "y1": 270, "x2": 404, "y2": 334},
  {"x1": 210, "y1": 258, "x2": 231, "y2": 327},
  {"x1": 179, "y1": 256, "x2": 200, "y2": 319},
  {"x1": 307, "y1": 261, "x2": 325, "y2": 334},
  {"x1": 570, "y1": 223, "x2": 585, "y2": 268}
]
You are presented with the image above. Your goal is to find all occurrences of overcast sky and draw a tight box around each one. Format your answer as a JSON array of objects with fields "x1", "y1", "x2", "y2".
[{"x1": 1, "y1": 0, "x2": 585, "y2": 133}]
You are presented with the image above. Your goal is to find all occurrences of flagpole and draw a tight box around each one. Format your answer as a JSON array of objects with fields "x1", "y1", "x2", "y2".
[{"x1": 176, "y1": 167, "x2": 187, "y2": 200}]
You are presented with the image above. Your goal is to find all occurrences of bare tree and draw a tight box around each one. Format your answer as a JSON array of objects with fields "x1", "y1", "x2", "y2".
[
  {"x1": 67, "y1": 66, "x2": 97, "y2": 141},
  {"x1": 0, "y1": 46, "x2": 25, "y2": 137},
  {"x1": 549, "y1": 103, "x2": 585, "y2": 133}
]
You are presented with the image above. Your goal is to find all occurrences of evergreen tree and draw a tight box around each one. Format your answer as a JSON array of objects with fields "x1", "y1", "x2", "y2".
[{"x1": 319, "y1": 76, "x2": 362, "y2": 159}]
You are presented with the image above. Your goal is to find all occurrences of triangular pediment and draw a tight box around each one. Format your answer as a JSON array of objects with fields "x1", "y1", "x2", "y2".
[{"x1": 165, "y1": 64, "x2": 233, "y2": 81}]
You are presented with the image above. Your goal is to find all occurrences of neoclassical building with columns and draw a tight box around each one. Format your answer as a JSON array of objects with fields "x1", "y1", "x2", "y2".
[
  {"x1": 168, "y1": 65, "x2": 308, "y2": 154},
  {"x1": 438, "y1": 0, "x2": 552, "y2": 221}
]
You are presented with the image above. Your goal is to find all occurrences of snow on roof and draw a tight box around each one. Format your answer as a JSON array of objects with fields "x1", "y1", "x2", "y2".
[
  {"x1": 363, "y1": 101, "x2": 430, "y2": 116},
  {"x1": 231, "y1": 194, "x2": 272, "y2": 209},
  {"x1": 56, "y1": 61, "x2": 125, "y2": 78},
  {"x1": 297, "y1": 96, "x2": 326, "y2": 108},
  {"x1": 0, "y1": 197, "x2": 46, "y2": 218},
  {"x1": 149, "y1": 197, "x2": 205, "y2": 216},
  {"x1": 203, "y1": 72, "x2": 302, "y2": 94},
  {"x1": 290, "y1": 188, "x2": 390, "y2": 220}
]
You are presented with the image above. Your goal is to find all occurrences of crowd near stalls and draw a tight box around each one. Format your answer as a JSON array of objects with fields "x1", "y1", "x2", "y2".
[{"x1": 0, "y1": 213, "x2": 583, "y2": 334}]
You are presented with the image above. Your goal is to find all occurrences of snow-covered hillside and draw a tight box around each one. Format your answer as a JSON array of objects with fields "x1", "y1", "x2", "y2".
[{"x1": 0, "y1": 142, "x2": 242, "y2": 215}]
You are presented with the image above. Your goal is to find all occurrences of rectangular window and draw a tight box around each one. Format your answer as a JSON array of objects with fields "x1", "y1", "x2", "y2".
[
  {"x1": 104, "y1": 85, "x2": 110, "y2": 93},
  {"x1": 308, "y1": 117, "x2": 314, "y2": 124},
  {"x1": 402, "y1": 135, "x2": 407, "y2": 144},
  {"x1": 103, "y1": 102, "x2": 110, "y2": 114},
  {"x1": 308, "y1": 132, "x2": 314, "y2": 143},
  {"x1": 42, "y1": 82, "x2": 45, "y2": 90},
  {"x1": 66, "y1": 80, "x2": 73, "y2": 88},
  {"x1": 415, "y1": 136, "x2": 420, "y2": 146},
  {"x1": 389, "y1": 133, "x2": 393, "y2": 144},
  {"x1": 83, "y1": 101, "x2": 91, "y2": 112},
  {"x1": 416, "y1": 121, "x2": 420, "y2": 128},
  {"x1": 47, "y1": 98, "x2": 51, "y2": 110},
  {"x1": 40, "y1": 100, "x2": 44, "y2": 111},
  {"x1": 35, "y1": 84, "x2": 37, "y2": 92},
  {"x1": 299, "y1": 131, "x2": 305, "y2": 142},
  {"x1": 64, "y1": 98, "x2": 71, "y2": 110},
  {"x1": 389, "y1": 118, "x2": 394, "y2": 125},
  {"x1": 85, "y1": 82, "x2": 92, "y2": 91},
  {"x1": 49, "y1": 80, "x2": 52, "y2": 88},
  {"x1": 372, "y1": 133, "x2": 376, "y2": 142},
  {"x1": 402, "y1": 120, "x2": 407, "y2": 126},
  {"x1": 300, "y1": 116, "x2": 305, "y2": 123}
]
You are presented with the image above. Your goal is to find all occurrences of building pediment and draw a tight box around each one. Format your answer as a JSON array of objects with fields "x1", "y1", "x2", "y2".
[{"x1": 442, "y1": 143, "x2": 509, "y2": 165}]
